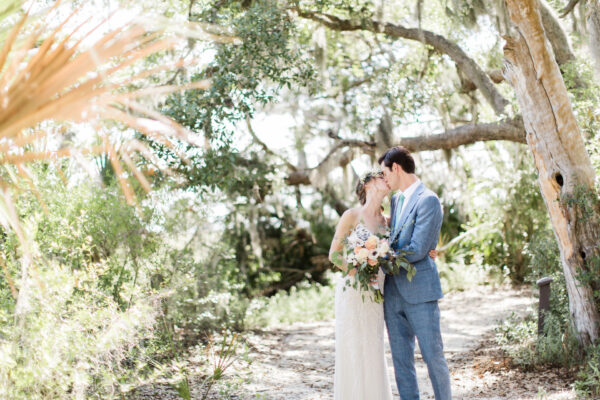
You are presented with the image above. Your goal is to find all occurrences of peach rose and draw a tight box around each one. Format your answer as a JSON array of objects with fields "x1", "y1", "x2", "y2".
[
  {"x1": 354, "y1": 246, "x2": 363, "y2": 254},
  {"x1": 368, "y1": 258, "x2": 378, "y2": 266},
  {"x1": 365, "y1": 235, "x2": 378, "y2": 250}
]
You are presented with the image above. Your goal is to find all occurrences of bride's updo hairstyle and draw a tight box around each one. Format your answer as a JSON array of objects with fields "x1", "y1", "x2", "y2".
[{"x1": 355, "y1": 171, "x2": 383, "y2": 205}]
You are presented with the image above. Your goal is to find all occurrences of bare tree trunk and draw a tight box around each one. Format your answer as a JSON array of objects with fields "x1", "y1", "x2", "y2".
[{"x1": 504, "y1": 0, "x2": 600, "y2": 346}]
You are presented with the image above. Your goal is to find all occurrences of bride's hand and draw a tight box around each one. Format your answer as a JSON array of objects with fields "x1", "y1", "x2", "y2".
[{"x1": 429, "y1": 249, "x2": 438, "y2": 259}]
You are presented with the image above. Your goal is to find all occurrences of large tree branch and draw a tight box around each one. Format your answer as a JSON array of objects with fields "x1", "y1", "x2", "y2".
[
  {"x1": 293, "y1": 8, "x2": 509, "y2": 115},
  {"x1": 560, "y1": 0, "x2": 581, "y2": 18},
  {"x1": 539, "y1": 1, "x2": 576, "y2": 67},
  {"x1": 286, "y1": 119, "x2": 526, "y2": 186},
  {"x1": 398, "y1": 119, "x2": 525, "y2": 152}
]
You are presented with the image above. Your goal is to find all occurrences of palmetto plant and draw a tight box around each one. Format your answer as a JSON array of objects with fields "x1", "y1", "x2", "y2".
[{"x1": 0, "y1": 0, "x2": 236, "y2": 308}]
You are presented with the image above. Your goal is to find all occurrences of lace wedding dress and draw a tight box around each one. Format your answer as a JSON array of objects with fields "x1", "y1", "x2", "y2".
[{"x1": 334, "y1": 223, "x2": 393, "y2": 400}]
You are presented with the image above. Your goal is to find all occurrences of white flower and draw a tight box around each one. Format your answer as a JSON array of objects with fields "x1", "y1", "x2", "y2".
[
  {"x1": 368, "y1": 249, "x2": 379, "y2": 260},
  {"x1": 346, "y1": 254, "x2": 357, "y2": 265},
  {"x1": 356, "y1": 248, "x2": 369, "y2": 263},
  {"x1": 378, "y1": 240, "x2": 390, "y2": 254}
]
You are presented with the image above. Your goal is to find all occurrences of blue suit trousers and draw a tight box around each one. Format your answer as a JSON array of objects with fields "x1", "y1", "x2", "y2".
[{"x1": 383, "y1": 277, "x2": 452, "y2": 400}]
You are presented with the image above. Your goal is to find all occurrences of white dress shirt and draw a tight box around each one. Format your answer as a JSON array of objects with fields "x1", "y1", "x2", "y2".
[{"x1": 397, "y1": 178, "x2": 420, "y2": 216}]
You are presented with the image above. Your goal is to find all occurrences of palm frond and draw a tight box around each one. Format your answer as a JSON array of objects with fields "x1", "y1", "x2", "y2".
[{"x1": 0, "y1": 3, "x2": 238, "y2": 301}]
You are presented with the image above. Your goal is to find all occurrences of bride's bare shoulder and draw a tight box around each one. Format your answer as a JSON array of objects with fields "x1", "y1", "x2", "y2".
[
  {"x1": 342, "y1": 206, "x2": 361, "y2": 218},
  {"x1": 339, "y1": 207, "x2": 361, "y2": 225}
]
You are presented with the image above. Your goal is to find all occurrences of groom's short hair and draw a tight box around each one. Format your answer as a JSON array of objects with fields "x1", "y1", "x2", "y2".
[{"x1": 378, "y1": 146, "x2": 415, "y2": 174}]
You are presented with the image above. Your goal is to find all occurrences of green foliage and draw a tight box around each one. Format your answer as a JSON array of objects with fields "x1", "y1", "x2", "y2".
[
  {"x1": 219, "y1": 196, "x2": 334, "y2": 298},
  {"x1": 563, "y1": 57, "x2": 600, "y2": 177},
  {"x1": 170, "y1": 148, "x2": 275, "y2": 198},
  {"x1": 563, "y1": 59, "x2": 600, "y2": 139},
  {"x1": 168, "y1": 0, "x2": 314, "y2": 136},
  {"x1": 0, "y1": 168, "x2": 260, "y2": 397},
  {"x1": 246, "y1": 277, "x2": 335, "y2": 327},
  {"x1": 439, "y1": 198, "x2": 465, "y2": 246},
  {"x1": 0, "y1": 172, "x2": 168, "y2": 398},
  {"x1": 310, "y1": 0, "x2": 377, "y2": 17},
  {"x1": 442, "y1": 0, "x2": 488, "y2": 29},
  {"x1": 576, "y1": 344, "x2": 600, "y2": 399},
  {"x1": 561, "y1": 184, "x2": 600, "y2": 224},
  {"x1": 450, "y1": 145, "x2": 550, "y2": 283},
  {"x1": 526, "y1": 230, "x2": 570, "y2": 326},
  {"x1": 493, "y1": 212, "x2": 584, "y2": 371},
  {"x1": 558, "y1": 184, "x2": 600, "y2": 310},
  {"x1": 495, "y1": 310, "x2": 581, "y2": 371},
  {"x1": 0, "y1": 263, "x2": 159, "y2": 399},
  {"x1": 153, "y1": 0, "x2": 314, "y2": 195},
  {"x1": 199, "y1": 331, "x2": 242, "y2": 399},
  {"x1": 20, "y1": 185, "x2": 156, "y2": 307}
]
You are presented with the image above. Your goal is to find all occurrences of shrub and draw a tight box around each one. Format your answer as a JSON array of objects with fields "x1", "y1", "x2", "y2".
[
  {"x1": 0, "y1": 171, "x2": 256, "y2": 397},
  {"x1": 246, "y1": 275, "x2": 336, "y2": 327},
  {"x1": 456, "y1": 150, "x2": 549, "y2": 283},
  {"x1": 494, "y1": 226, "x2": 583, "y2": 371},
  {"x1": 576, "y1": 344, "x2": 600, "y2": 399},
  {"x1": 0, "y1": 263, "x2": 159, "y2": 399}
]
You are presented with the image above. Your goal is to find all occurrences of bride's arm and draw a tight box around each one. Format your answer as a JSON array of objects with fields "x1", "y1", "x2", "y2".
[{"x1": 329, "y1": 209, "x2": 357, "y2": 274}]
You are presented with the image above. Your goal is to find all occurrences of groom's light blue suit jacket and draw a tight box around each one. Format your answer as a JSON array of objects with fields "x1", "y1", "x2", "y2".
[{"x1": 388, "y1": 182, "x2": 444, "y2": 304}]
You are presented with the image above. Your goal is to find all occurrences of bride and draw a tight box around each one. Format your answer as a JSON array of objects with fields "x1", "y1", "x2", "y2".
[{"x1": 328, "y1": 171, "x2": 435, "y2": 399}]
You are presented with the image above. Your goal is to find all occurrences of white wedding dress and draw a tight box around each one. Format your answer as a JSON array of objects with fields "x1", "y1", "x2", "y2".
[{"x1": 334, "y1": 223, "x2": 393, "y2": 400}]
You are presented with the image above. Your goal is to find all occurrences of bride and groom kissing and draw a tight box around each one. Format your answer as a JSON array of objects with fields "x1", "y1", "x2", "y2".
[{"x1": 328, "y1": 146, "x2": 452, "y2": 400}]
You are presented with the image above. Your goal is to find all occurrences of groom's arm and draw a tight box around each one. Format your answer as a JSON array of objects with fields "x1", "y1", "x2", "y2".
[{"x1": 400, "y1": 195, "x2": 443, "y2": 264}]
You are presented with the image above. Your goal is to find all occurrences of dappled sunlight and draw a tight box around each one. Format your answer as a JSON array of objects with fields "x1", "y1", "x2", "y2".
[{"x1": 1, "y1": 0, "x2": 599, "y2": 398}]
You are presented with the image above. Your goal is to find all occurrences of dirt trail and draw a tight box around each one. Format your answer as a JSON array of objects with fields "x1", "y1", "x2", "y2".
[{"x1": 237, "y1": 285, "x2": 577, "y2": 400}]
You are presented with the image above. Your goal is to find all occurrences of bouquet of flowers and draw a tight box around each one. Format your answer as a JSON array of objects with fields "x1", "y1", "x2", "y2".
[{"x1": 332, "y1": 229, "x2": 416, "y2": 303}]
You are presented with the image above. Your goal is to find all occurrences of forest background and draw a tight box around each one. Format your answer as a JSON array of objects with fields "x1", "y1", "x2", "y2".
[{"x1": 1, "y1": 0, "x2": 600, "y2": 398}]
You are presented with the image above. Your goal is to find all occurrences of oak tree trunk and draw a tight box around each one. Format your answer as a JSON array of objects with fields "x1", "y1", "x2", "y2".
[{"x1": 503, "y1": 0, "x2": 600, "y2": 346}]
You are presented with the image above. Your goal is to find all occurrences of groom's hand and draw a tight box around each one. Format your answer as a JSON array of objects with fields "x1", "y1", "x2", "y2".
[{"x1": 429, "y1": 249, "x2": 438, "y2": 259}]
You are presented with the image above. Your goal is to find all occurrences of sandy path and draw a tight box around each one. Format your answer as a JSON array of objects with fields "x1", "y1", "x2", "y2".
[{"x1": 237, "y1": 285, "x2": 577, "y2": 400}]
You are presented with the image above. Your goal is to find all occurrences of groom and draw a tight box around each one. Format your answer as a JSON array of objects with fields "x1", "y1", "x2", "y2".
[{"x1": 379, "y1": 146, "x2": 451, "y2": 400}]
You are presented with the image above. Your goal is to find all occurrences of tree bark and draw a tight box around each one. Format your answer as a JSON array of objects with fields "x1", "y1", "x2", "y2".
[{"x1": 504, "y1": 0, "x2": 600, "y2": 346}]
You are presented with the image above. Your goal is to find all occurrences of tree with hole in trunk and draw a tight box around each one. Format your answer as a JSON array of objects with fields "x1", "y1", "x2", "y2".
[{"x1": 503, "y1": 0, "x2": 600, "y2": 345}]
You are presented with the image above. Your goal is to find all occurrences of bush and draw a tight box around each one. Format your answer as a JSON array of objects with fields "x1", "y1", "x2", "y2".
[
  {"x1": 3, "y1": 177, "x2": 160, "y2": 309},
  {"x1": 495, "y1": 310, "x2": 581, "y2": 371},
  {"x1": 455, "y1": 147, "x2": 549, "y2": 283},
  {"x1": 576, "y1": 344, "x2": 600, "y2": 399},
  {"x1": 246, "y1": 274, "x2": 336, "y2": 327},
  {"x1": 494, "y1": 225, "x2": 583, "y2": 371},
  {"x1": 0, "y1": 263, "x2": 159, "y2": 399},
  {"x1": 0, "y1": 171, "x2": 258, "y2": 397}
]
